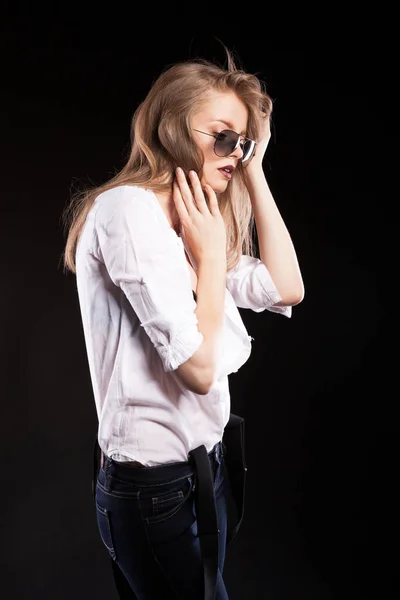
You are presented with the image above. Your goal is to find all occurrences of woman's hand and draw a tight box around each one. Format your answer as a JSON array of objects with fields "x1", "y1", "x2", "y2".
[
  {"x1": 172, "y1": 167, "x2": 226, "y2": 264},
  {"x1": 245, "y1": 112, "x2": 271, "y2": 169}
]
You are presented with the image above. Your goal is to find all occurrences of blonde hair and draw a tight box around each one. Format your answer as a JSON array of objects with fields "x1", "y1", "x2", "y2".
[{"x1": 61, "y1": 46, "x2": 273, "y2": 274}]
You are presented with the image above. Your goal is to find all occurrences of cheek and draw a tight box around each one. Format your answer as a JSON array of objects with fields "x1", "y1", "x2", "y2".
[
  {"x1": 201, "y1": 140, "x2": 216, "y2": 162},
  {"x1": 203, "y1": 152, "x2": 218, "y2": 174}
]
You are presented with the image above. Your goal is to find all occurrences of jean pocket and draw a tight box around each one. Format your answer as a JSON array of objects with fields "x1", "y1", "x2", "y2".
[
  {"x1": 96, "y1": 501, "x2": 117, "y2": 560},
  {"x1": 141, "y1": 475, "x2": 195, "y2": 525}
]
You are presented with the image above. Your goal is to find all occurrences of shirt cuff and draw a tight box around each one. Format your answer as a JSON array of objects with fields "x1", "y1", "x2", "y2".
[
  {"x1": 140, "y1": 310, "x2": 204, "y2": 372},
  {"x1": 253, "y1": 262, "x2": 292, "y2": 318}
]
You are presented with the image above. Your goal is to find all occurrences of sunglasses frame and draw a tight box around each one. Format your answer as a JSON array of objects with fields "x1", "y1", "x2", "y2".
[{"x1": 192, "y1": 128, "x2": 257, "y2": 164}]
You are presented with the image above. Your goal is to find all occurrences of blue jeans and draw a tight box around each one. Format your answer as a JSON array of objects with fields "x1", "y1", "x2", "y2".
[{"x1": 95, "y1": 441, "x2": 229, "y2": 599}]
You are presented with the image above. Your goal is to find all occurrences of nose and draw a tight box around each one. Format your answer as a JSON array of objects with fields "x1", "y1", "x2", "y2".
[{"x1": 230, "y1": 143, "x2": 243, "y2": 160}]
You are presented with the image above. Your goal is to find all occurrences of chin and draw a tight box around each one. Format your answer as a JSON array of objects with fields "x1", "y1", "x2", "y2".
[
  {"x1": 210, "y1": 185, "x2": 227, "y2": 195},
  {"x1": 205, "y1": 175, "x2": 229, "y2": 194}
]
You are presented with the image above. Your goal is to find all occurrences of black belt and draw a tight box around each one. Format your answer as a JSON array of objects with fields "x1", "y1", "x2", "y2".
[{"x1": 92, "y1": 413, "x2": 247, "y2": 600}]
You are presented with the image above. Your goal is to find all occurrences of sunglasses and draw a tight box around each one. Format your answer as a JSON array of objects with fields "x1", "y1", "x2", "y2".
[{"x1": 192, "y1": 128, "x2": 256, "y2": 163}]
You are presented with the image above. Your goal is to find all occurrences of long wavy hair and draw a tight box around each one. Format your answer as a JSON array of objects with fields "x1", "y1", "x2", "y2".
[{"x1": 61, "y1": 46, "x2": 273, "y2": 274}]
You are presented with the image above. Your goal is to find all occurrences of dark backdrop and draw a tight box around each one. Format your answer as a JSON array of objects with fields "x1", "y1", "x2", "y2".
[{"x1": 1, "y1": 11, "x2": 390, "y2": 600}]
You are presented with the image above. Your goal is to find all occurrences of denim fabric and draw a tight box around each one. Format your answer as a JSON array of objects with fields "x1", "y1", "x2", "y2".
[{"x1": 95, "y1": 441, "x2": 229, "y2": 599}]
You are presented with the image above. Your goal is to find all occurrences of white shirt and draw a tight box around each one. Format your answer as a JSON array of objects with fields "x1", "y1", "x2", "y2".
[{"x1": 76, "y1": 185, "x2": 292, "y2": 466}]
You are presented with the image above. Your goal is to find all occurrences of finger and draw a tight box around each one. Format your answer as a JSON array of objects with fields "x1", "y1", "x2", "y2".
[
  {"x1": 203, "y1": 184, "x2": 220, "y2": 215},
  {"x1": 188, "y1": 171, "x2": 209, "y2": 213},
  {"x1": 172, "y1": 180, "x2": 189, "y2": 221},
  {"x1": 175, "y1": 167, "x2": 196, "y2": 211}
]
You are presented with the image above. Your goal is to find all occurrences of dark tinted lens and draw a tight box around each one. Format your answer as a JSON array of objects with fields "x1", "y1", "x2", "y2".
[
  {"x1": 242, "y1": 139, "x2": 253, "y2": 161},
  {"x1": 214, "y1": 130, "x2": 238, "y2": 157}
]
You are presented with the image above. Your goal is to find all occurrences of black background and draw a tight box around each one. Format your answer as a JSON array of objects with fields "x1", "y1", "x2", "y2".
[{"x1": 1, "y1": 7, "x2": 391, "y2": 600}]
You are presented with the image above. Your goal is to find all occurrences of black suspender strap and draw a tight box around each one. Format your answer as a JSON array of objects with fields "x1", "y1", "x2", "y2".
[{"x1": 188, "y1": 444, "x2": 220, "y2": 600}]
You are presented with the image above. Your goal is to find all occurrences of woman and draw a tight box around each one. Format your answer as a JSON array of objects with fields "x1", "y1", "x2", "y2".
[{"x1": 62, "y1": 46, "x2": 304, "y2": 599}]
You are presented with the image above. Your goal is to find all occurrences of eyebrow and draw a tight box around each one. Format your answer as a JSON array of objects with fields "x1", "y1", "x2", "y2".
[{"x1": 212, "y1": 119, "x2": 247, "y2": 137}]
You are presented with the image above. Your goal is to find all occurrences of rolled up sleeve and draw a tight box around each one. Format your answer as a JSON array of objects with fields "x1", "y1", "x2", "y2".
[
  {"x1": 95, "y1": 186, "x2": 204, "y2": 371},
  {"x1": 226, "y1": 254, "x2": 292, "y2": 318}
]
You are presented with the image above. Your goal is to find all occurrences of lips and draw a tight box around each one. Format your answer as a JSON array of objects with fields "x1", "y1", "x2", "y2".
[
  {"x1": 218, "y1": 164, "x2": 235, "y2": 180},
  {"x1": 219, "y1": 165, "x2": 235, "y2": 174}
]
